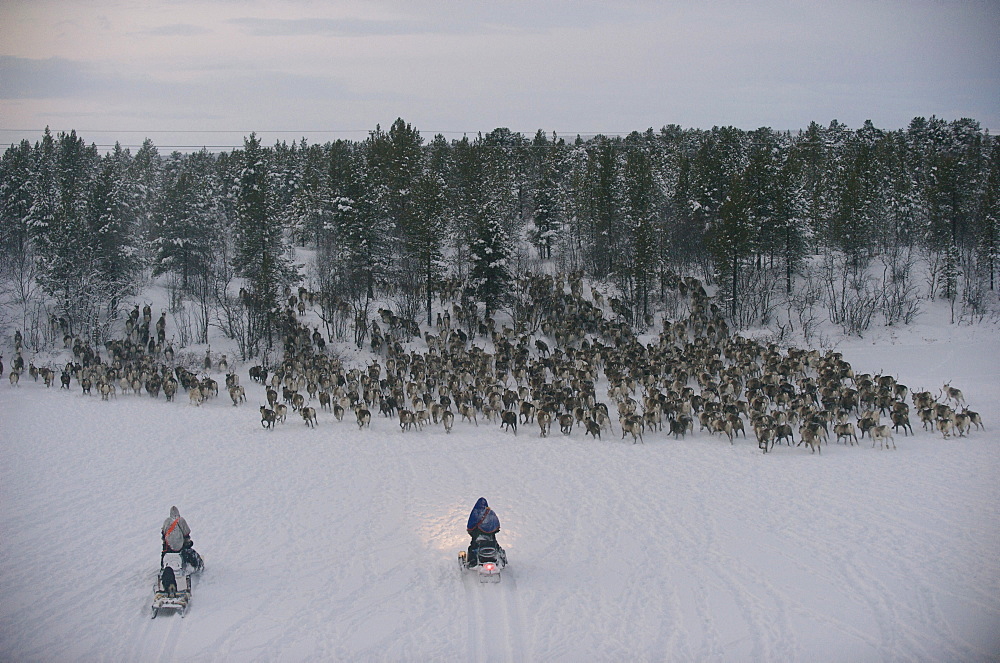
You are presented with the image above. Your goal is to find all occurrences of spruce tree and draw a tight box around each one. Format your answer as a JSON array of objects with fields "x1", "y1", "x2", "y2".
[
  {"x1": 85, "y1": 146, "x2": 142, "y2": 325},
  {"x1": 233, "y1": 133, "x2": 293, "y2": 355}
]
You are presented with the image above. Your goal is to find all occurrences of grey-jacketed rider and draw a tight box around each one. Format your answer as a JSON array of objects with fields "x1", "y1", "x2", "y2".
[{"x1": 162, "y1": 506, "x2": 192, "y2": 553}]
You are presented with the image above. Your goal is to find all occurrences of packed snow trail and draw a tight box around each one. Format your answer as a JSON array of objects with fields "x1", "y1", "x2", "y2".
[
  {"x1": 463, "y1": 559, "x2": 527, "y2": 663},
  {"x1": 2, "y1": 322, "x2": 1000, "y2": 661}
]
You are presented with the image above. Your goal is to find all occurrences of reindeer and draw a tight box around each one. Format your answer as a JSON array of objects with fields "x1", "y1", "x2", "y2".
[
  {"x1": 917, "y1": 407, "x2": 935, "y2": 431},
  {"x1": 300, "y1": 406, "x2": 318, "y2": 428},
  {"x1": 274, "y1": 403, "x2": 288, "y2": 423},
  {"x1": 260, "y1": 406, "x2": 276, "y2": 429},
  {"x1": 620, "y1": 415, "x2": 644, "y2": 444},
  {"x1": 200, "y1": 377, "x2": 218, "y2": 399},
  {"x1": 590, "y1": 408, "x2": 614, "y2": 435},
  {"x1": 318, "y1": 391, "x2": 332, "y2": 411},
  {"x1": 961, "y1": 407, "x2": 984, "y2": 431},
  {"x1": 357, "y1": 407, "x2": 372, "y2": 429},
  {"x1": 537, "y1": 410, "x2": 552, "y2": 437},
  {"x1": 774, "y1": 423, "x2": 795, "y2": 446},
  {"x1": 442, "y1": 409, "x2": 455, "y2": 433},
  {"x1": 936, "y1": 416, "x2": 954, "y2": 439},
  {"x1": 872, "y1": 424, "x2": 896, "y2": 449},
  {"x1": 755, "y1": 425, "x2": 775, "y2": 453},
  {"x1": 890, "y1": 410, "x2": 912, "y2": 436},
  {"x1": 333, "y1": 403, "x2": 345, "y2": 422},
  {"x1": 229, "y1": 385, "x2": 246, "y2": 406},
  {"x1": 942, "y1": 382, "x2": 965, "y2": 406},
  {"x1": 670, "y1": 415, "x2": 692, "y2": 439},
  {"x1": 428, "y1": 402, "x2": 444, "y2": 424},
  {"x1": 727, "y1": 413, "x2": 745, "y2": 438},
  {"x1": 857, "y1": 414, "x2": 878, "y2": 439},
  {"x1": 798, "y1": 422, "x2": 826, "y2": 451},
  {"x1": 500, "y1": 410, "x2": 518, "y2": 435},
  {"x1": 799, "y1": 425, "x2": 822, "y2": 454},
  {"x1": 459, "y1": 403, "x2": 478, "y2": 426},
  {"x1": 189, "y1": 385, "x2": 203, "y2": 406},
  {"x1": 912, "y1": 389, "x2": 935, "y2": 410},
  {"x1": 952, "y1": 411, "x2": 971, "y2": 437},
  {"x1": 834, "y1": 422, "x2": 858, "y2": 446},
  {"x1": 584, "y1": 418, "x2": 602, "y2": 440},
  {"x1": 559, "y1": 413, "x2": 575, "y2": 435},
  {"x1": 710, "y1": 417, "x2": 734, "y2": 443}
]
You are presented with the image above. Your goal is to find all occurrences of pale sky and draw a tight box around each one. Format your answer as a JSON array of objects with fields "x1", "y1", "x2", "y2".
[{"x1": 1, "y1": 0, "x2": 998, "y2": 151}]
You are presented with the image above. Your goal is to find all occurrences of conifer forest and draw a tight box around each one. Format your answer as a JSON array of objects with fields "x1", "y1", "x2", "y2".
[{"x1": 1, "y1": 117, "x2": 998, "y2": 359}]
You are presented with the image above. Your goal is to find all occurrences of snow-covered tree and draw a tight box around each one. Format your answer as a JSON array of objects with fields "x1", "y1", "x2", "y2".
[{"x1": 232, "y1": 133, "x2": 295, "y2": 355}]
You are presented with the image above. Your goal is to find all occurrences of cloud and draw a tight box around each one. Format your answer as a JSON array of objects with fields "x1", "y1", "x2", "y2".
[
  {"x1": 134, "y1": 23, "x2": 211, "y2": 37},
  {"x1": 228, "y1": 16, "x2": 438, "y2": 37},
  {"x1": 0, "y1": 56, "x2": 104, "y2": 100},
  {"x1": 224, "y1": 0, "x2": 650, "y2": 38}
]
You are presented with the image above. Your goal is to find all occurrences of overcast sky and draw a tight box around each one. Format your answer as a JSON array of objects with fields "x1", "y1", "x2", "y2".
[{"x1": 1, "y1": 0, "x2": 998, "y2": 151}]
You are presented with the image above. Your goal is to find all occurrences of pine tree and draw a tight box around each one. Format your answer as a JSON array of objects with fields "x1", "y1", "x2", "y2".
[
  {"x1": 34, "y1": 130, "x2": 100, "y2": 337},
  {"x1": 232, "y1": 133, "x2": 293, "y2": 355},
  {"x1": 0, "y1": 139, "x2": 43, "y2": 341},
  {"x1": 975, "y1": 139, "x2": 1000, "y2": 290},
  {"x1": 402, "y1": 168, "x2": 447, "y2": 325},
  {"x1": 84, "y1": 145, "x2": 142, "y2": 324},
  {"x1": 581, "y1": 136, "x2": 621, "y2": 278},
  {"x1": 151, "y1": 149, "x2": 227, "y2": 342},
  {"x1": 530, "y1": 139, "x2": 563, "y2": 261},
  {"x1": 287, "y1": 140, "x2": 333, "y2": 247},
  {"x1": 469, "y1": 211, "x2": 511, "y2": 317},
  {"x1": 130, "y1": 138, "x2": 162, "y2": 261},
  {"x1": 618, "y1": 135, "x2": 660, "y2": 322}
]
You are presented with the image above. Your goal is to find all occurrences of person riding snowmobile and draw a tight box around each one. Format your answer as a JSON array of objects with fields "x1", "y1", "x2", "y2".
[
  {"x1": 161, "y1": 506, "x2": 201, "y2": 570},
  {"x1": 466, "y1": 497, "x2": 501, "y2": 567}
]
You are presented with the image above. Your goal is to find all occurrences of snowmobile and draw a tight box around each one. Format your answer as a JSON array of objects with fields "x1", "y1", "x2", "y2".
[
  {"x1": 151, "y1": 548, "x2": 203, "y2": 618},
  {"x1": 459, "y1": 532, "x2": 507, "y2": 583}
]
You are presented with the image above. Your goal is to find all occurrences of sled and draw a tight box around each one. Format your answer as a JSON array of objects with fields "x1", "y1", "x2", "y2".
[
  {"x1": 151, "y1": 550, "x2": 200, "y2": 618},
  {"x1": 151, "y1": 567, "x2": 191, "y2": 618}
]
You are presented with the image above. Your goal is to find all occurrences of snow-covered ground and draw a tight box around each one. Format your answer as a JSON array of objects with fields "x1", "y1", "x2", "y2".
[{"x1": 2, "y1": 301, "x2": 999, "y2": 662}]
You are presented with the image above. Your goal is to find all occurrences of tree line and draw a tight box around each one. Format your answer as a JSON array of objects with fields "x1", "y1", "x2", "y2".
[{"x1": 1, "y1": 117, "x2": 997, "y2": 357}]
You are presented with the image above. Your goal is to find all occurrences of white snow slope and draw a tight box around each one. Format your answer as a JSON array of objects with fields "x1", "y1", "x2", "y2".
[{"x1": 2, "y1": 309, "x2": 999, "y2": 662}]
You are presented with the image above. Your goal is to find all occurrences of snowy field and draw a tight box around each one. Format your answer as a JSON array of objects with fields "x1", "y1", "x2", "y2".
[{"x1": 2, "y1": 306, "x2": 999, "y2": 662}]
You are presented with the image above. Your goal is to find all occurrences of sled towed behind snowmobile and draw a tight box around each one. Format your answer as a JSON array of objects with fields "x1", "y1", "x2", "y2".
[{"x1": 151, "y1": 550, "x2": 202, "y2": 618}]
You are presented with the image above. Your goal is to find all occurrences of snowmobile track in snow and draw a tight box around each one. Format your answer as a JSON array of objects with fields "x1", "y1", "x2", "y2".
[
  {"x1": 130, "y1": 596, "x2": 184, "y2": 663},
  {"x1": 463, "y1": 566, "x2": 526, "y2": 663}
]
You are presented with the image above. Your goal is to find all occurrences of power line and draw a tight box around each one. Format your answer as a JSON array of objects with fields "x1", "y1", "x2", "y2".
[{"x1": 0, "y1": 128, "x2": 643, "y2": 137}]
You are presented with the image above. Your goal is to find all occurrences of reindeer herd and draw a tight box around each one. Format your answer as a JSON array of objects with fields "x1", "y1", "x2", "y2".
[
  {"x1": 3, "y1": 304, "x2": 239, "y2": 410},
  {"x1": 240, "y1": 273, "x2": 986, "y2": 455},
  {"x1": 4, "y1": 275, "x2": 986, "y2": 455}
]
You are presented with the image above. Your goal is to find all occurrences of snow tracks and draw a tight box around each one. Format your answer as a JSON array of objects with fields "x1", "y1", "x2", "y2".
[{"x1": 463, "y1": 568, "x2": 527, "y2": 663}]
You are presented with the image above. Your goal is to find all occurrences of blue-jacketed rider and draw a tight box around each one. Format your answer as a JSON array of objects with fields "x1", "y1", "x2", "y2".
[{"x1": 466, "y1": 497, "x2": 501, "y2": 565}]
